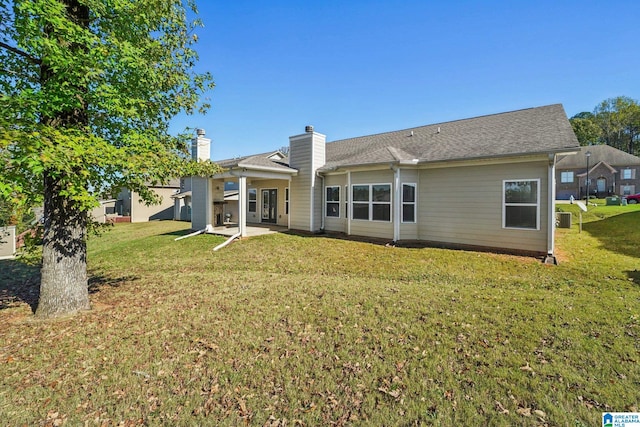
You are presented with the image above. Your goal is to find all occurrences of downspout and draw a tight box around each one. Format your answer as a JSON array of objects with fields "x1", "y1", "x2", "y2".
[
  {"x1": 544, "y1": 153, "x2": 557, "y2": 265},
  {"x1": 347, "y1": 170, "x2": 351, "y2": 235},
  {"x1": 287, "y1": 177, "x2": 291, "y2": 231},
  {"x1": 213, "y1": 232, "x2": 241, "y2": 251},
  {"x1": 391, "y1": 164, "x2": 400, "y2": 242},
  {"x1": 317, "y1": 171, "x2": 325, "y2": 231}
]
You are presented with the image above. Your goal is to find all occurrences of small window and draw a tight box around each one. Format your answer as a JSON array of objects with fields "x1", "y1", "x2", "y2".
[
  {"x1": 285, "y1": 188, "x2": 289, "y2": 215},
  {"x1": 622, "y1": 168, "x2": 634, "y2": 180},
  {"x1": 402, "y1": 183, "x2": 416, "y2": 223},
  {"x1": 560, "y1": 171, "x2": 574, "y2": 183},
  {"x1": 248, "y1": 189, "x2": 257, "y2": 213},
  {"x1": 325, "y1": 186, "x2": 340, "y2": 217},
  {"x1": 503, "y1": 180, "x2": 539, "y2": 230}
]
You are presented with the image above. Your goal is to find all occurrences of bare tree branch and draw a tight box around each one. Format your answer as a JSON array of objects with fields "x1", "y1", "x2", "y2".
[{"x1": 0, "y1": 41, "x2": 41, "y2": 65}]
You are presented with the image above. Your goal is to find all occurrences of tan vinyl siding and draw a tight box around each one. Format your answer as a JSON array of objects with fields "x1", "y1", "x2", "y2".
[
  {"x1": 130, "y1": 187, "x2": 177, "y2": 223},
  {"x1": 417, "y1": 161, "x2": 549, "y2": 253},
  {"x1": 191, "y1": 177, "x2": 208, "y2": 230},
  {"x1": 289, "y1": 137, "x2": 313, "y2": 231},
  {"x1": 349, "y1": 169, "x2": 394, "y2": 240},
  {"x1": 311, "y1": 141, "x2": 325, "y2": 230},
  {"x1": 0, "y1": 226, "x2": 16, "y2": 258}
]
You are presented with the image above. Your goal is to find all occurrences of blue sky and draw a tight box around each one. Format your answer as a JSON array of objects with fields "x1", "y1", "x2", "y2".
[{"x1": 170, "y1": 0, "x2": 640, "y2": 161}]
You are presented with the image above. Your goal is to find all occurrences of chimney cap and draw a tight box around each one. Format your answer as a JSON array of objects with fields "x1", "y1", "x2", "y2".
[
  {"x1": 305, "y1": 125, "x2": 314, "y2": 133},
  {"x1": 196, "y1": 128, "x2": 206, "y2": 136}
]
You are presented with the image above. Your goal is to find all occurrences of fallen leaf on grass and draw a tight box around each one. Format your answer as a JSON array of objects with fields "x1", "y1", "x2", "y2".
[
  {"x1": 516, "y1": 407, "x2": 531, "y2": 417},
  {"x1": 494, "y1": 400, "x2": 509, "y2": 414},
  {"x1": 378, "y1": 387, "x2": 401, "y2": 399},
  {"x1": 533, "y1": 409, "x2": 546, "y2": 419}
]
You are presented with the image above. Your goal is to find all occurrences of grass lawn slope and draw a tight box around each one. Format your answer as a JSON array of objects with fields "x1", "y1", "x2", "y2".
[{"x1": 1, "y1": 204, "x2": 639, "y2": 426}]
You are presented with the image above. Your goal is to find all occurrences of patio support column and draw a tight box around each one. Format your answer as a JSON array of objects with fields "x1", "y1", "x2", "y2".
[{"x1": 239, "y1": 176, "x2": 247, "y2": 238}]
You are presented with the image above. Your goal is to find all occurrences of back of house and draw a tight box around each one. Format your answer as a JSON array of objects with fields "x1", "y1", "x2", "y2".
[{"x1": 190, "y1": 104, "x2": 580, "y2": 258}]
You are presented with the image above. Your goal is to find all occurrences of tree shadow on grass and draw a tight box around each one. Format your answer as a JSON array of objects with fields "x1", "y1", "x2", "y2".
[
  {"x1": 626, "y1": 269, "x2": 640, "y2": 286},
  {"x1": 88, "y1": 273, "x2": 139, "y2": 294},
  {"x1": 0, "y1": 259, "x2": 40, "y2": 312},
  {"x1": 160, "y1": 228, "x2": 194, "y2": 238},
  {"x1": 582, "y1": 211, "x2": 640, "y2": 259},
  {"x1": 1, "y1": 258, "x2": 140, "y2": 313}
]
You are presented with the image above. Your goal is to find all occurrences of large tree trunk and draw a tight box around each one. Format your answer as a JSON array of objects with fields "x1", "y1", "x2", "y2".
[
  {"x1": 35, "y1": 173, "x2": 90, "y2": 318},
  {"x1": 34, "y1": 0, "x2": 91, "y2": 318}
]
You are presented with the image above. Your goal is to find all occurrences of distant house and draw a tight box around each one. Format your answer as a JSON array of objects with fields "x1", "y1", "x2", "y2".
[
  {"x1": 191, "y1": 104, "x2": 579, "y2": 259},
  {"x1": 89, "y1": 199, "x2": 117, "y2": 223},
  {"x1": 0, "y1": 225, "x2": 16, "y2": 260},
  {"x1": 115, "y1": 179, "x2": 181, "y2": 222},
  {"x1": 555, "y1": 145, "x2": 640, "y2": 199}
]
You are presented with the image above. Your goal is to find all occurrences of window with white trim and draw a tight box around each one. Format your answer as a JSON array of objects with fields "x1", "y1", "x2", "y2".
[
  {"x1": 352, "y1": 184, "x2": 391, "y2": 221},
  {"x1": 248, "y1": 189, "x2": 257, "y2": 213},
  {"x1": 622, "y1": 168, "x2": 634, "y2": 180},
  {"x1": 402, "y1": 183, "x2": 416, "y2": 223},
  {"x1": 560, "y1": 171, "x2": 574, "y2": 183},
  {"x1": 325, "y1": 186, "x2": 340, "y2": 217},
  {"x1": 285, "y1": 188, "x2": 289, "y2": 215},
  {"x1": 503, "y1": 180, "x2": 539, "y2": 230}
]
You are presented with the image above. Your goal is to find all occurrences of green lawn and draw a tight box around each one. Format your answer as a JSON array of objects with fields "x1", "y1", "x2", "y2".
[{"x1": 1, "y1": 205, "x2": 639, "y2": 426}]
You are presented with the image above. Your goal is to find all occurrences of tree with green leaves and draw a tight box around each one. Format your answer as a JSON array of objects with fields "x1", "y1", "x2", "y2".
[
  {"x1": 570, "y1": 96, "x2": 640, "y2": 156},
  {"x1": 592, "y1": 96, "x2": 640, "y2": 156},
  {"x1": 569, "y1": 113, "x2": 602, "y2": 146},
  {"x1": 0, "y1": 0, "x2": 218, "y2": 318}
]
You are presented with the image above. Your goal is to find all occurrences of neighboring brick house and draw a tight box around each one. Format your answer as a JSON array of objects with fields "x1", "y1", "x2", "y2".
[{"x1": 556, "y1": 145, "x2": 640, "y2": 200}]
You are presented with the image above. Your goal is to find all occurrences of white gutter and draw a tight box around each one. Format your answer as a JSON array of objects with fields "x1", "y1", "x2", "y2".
[
  {"x1": 235, "y1": 163, "x2": 299, "y2": 175},
  {"x1": 213, "y1": 232, "x2": 241, "y2": 251}
]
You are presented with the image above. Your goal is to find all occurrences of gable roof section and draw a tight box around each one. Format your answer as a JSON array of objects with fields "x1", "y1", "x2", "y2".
[
  {"x1": 321, "y1": 104, "x2": 579, "y2": 170},
  {"x1": 216, "y1": 150, "x2": 295, "y2": 173},
  {"x1": 556, "y1": 144, "x2": 640, "y2": 169}
]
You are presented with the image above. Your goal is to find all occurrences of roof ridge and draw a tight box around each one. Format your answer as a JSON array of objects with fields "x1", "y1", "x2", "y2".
[{"x1": 329, "y1": 104, "x2": 563, "y2": 144}]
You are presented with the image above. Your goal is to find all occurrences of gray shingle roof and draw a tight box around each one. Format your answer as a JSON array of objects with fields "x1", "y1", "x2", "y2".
[
  {"x1": 556, "y1": 144, "x2": 640, "y2": 168},
  {"x1": 214, "y1": 104, "x2": 580, "y2": 172},
  {"x1": 216, "y1": 151, "x2": 295, "y2": 173},
  {"x1": 321, "y1": 104, "x2": 579, "y2": 170}
]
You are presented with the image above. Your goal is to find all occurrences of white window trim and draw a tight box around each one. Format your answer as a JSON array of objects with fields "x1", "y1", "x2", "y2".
[
  {"x1": 325, "y1": 185, "x2": 340, "y2": 218},
  {"x1": 560, "y1": 171, "x2": 574, "y2": 183},
  {"x1": 622, "y1": 168, "x2": 633, "y2": 180},
  {"x1": 248, "y1": 188, "x2": 257, "y2": 213},
  {"x1": 351, "y1": 183, "x2": 392, "y2": 222},
  {"x1": 401, "y1": 182, "x2": 417, "y2": 224},
  {"x1": 285, "y1": 187, "x2": 289, "y2": 215},
  {"x1": 502, "y1": 179, "x2": 540, "y2": 230}
]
